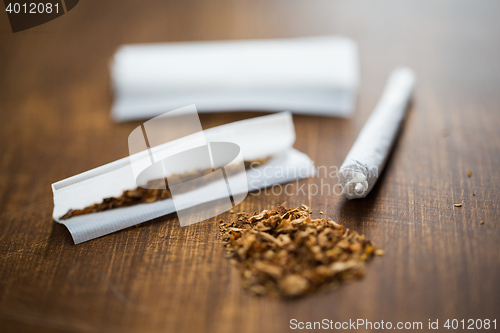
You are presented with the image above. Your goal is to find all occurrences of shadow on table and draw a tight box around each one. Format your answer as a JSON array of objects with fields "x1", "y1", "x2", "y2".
[{"x1": 45, "y1": 212, "x2": 181, "y2": 248}]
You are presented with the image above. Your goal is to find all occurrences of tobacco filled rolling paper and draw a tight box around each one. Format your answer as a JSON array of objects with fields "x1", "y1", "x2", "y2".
[
  {"x1": 339, "y1": 67, "x2": 416, "y2": 199},
  {"x1": 52, "y1": 112, "x2": 315, "y2": 244}
]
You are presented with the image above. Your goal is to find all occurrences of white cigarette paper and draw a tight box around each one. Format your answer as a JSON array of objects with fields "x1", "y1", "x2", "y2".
[
  {"x1": 339, "y1": 67, "x2": 416, "y2": 199},
  {"x1": 52, "y1": 112, "x2": 315, "y2": 244},
  {"x1": 111, "y1": 36, "x2": 359, "y2": 121}
]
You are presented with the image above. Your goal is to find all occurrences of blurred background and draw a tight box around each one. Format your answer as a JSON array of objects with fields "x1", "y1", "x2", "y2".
[
  {"x1": 1, "y1": 1, "x2": 500, "y2": 332},
  {"x1": 1, "y1": 0, "x2": 499, "y2": 171}
]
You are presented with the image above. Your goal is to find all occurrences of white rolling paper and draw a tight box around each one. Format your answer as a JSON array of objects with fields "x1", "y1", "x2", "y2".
[
  {"x1": 338, "y1": 67, "x2": 416, "y2": 199},
  {"x1": 52, "y1": 112, "x2": 315, "y2": 244},
  {"x1": 111, "y1": 36, "x2": 359, "y2": 121}
]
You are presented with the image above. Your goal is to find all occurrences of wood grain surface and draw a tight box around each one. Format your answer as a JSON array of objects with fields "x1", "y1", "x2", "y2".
[{"x1": 1, "y1": 0, "x2": 499, "y2": 332}]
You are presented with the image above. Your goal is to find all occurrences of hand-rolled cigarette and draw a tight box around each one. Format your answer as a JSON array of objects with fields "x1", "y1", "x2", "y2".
[{"x1": 339, "y1": 67, "x2": 416, "y2": 199}]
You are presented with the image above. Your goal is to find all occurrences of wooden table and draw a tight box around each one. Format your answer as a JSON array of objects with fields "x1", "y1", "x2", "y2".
[{"x1": 1, "y1": 1, "x2": 499, "y2": 332}]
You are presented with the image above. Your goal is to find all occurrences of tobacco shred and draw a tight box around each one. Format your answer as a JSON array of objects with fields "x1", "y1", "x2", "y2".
[
  {"x1": 60, "y1": 158, "x2": 268, "y2": 220},
  {"x1": 220, "y1": 205, "x2": 382, "y2": 299}
]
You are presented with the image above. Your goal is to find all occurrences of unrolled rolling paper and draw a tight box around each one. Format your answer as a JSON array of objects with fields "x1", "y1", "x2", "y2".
[
  {"x1": 110, "y1": 36, "x2": 359, "y2": 121},
  {"x1": 339, "y1": 67, "x2": 416, "y2": 199},
  {"x1": 52, "y1": 112, "x2": 315, "y2": 244}
]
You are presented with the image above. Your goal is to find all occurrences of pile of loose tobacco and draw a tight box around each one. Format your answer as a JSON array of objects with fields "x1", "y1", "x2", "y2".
[{"x1": 220, "y1": 205, "x2": 383, "y2": 298}]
